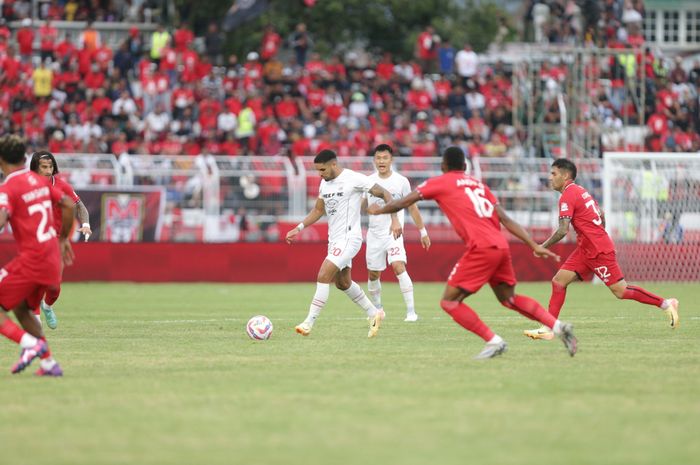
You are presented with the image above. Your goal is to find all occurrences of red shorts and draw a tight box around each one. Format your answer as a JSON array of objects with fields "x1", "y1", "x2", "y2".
[
  {"x1": 561, "y1": 248, "x2": 624, "y2": 286},
  {"x1": 447, "y1": 246, "x2": 517, "y2": 293},
  {"x1": 0, "y1": 260, "x2": 51, "y2": 311}
]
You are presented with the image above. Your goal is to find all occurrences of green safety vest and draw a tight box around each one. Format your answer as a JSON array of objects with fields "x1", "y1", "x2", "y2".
[
  {"x1": 236, "y1": 108, "x2": 255, "y2": 137},
  {"x1": 151, "y1": 31, "x2": 170, "y2": 59},
  {"x1": 618, "y1": 53, "x2": 636, "y2": 78},
  {"x1": 641, "y1": 170, "x2": 668, "y2": 200}
]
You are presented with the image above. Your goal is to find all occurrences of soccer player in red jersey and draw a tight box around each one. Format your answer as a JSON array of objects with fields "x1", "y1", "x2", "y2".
[
  {"x1": 368, "y1": 147, "x2": 578, "y2": 359},
  {"x1": 524, "y1": 159, "x2": 679, "y2": 340},
  {"x1": 0, "y1": 135, "x2": 75, "y2": 376},
  {"x1": 29, "y1": 151, "x2": 91, "y2": 329}
]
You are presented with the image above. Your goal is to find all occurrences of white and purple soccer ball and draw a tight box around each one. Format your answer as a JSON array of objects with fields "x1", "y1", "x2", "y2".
[{"x1": 246, "y1": 315, "x2": 273, "y2": 340}]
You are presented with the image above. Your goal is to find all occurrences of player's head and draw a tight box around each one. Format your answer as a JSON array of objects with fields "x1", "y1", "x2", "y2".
[
  {"x1": 314, "y1": 149, "x2": 340, "y2": 181},
  {"x1": 30, "y1": 150, "x2": 59, "y2": 177},
  {"x1": 0, "y1": 134, "x2": 27, "y2": 167},
  {"x1": 372, "y1": 144, "x2": 393, "y2": 176},
  {"x1": 441, "y1": 146, "x2": 466, "y2": 173},
  {"x1": 550, "y1": 159, "x2": 577, "y2": 191}
]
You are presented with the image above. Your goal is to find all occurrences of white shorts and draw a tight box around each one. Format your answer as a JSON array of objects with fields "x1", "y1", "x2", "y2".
[
  {"x1": 325, "y1": 236, "x2": 363, "y2": 270},
  {"x1": 365, "y1": 232, "x2": 407, "y2": 271}
]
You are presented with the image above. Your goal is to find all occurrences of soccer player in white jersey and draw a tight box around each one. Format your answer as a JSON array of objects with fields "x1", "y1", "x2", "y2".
[
  {"x1": 364, "y1": 144, "x2": 431, "y2": 322},
  {"x1": 286, "y1": 149, "x2": 402, "y2": 338}
]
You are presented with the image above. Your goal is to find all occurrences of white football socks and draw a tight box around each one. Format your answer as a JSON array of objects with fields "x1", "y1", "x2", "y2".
[
  {"x1": 367, "y1": 278, "x2": 382, "y2": 309},
  {"x1": 305, "y1": 282, "x2": 330, "y2": 326},
  {"x1": 397, "y1": 271, "x2": 415, "y2": 315},
  {"x1": 552, "y1": 320, "x2": 563, "y2": 335},
  {"x1": 344, "y1": 281, "x2": 378, "y2": 318},
  {"x1": 487, "y1": 334, "x2": 504, "y2": 345},
  {"x1": 19, "y1": 333, "x2": 38, "y2": 349}
]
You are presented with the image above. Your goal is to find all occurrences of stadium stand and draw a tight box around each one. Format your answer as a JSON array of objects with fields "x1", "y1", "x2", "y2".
[{"x1": 2, "y1": 0, "x2": 699, "y2": 165}]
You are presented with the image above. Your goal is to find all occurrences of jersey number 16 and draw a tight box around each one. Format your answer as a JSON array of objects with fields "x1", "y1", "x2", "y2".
[{"x1": 465, "y1": 187, "x2": 494, "y2": 218}]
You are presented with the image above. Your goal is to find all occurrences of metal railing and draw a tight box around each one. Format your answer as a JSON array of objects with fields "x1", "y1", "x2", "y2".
[{"x1": 50, "y1": 153, "x2": 604, "y2": 242}]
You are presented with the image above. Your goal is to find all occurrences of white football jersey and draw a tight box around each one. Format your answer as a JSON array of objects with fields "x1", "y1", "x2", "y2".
[
  {"x1": 366, "y1": 171, "x2": 411, "y2": 238},
  {"x1": 319, "y1": 168, "x2": 374, "y2": 242}
]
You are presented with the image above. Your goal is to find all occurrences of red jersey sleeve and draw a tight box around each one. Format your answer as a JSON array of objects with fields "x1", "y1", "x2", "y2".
[
  {"x1": 558, "y1": 187, "x2": 575, "y2": 219},
  {"x1": 55, "y1": 177, "x2": 80, "y2": 203},
  {"x1": 416, "y1": 176, "x2": 444, "y2": 200}
]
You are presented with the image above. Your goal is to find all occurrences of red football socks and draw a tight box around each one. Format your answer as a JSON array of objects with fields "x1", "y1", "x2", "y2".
[
  {"x1": 440, "y1": 300, "x2": 495, "y2": 342},
  {"x1": 39, "y1": 337, "x2": 52, "y2": 359},
  {"x1": 0, "y1": 318, "x2": 26, "y2": 344},
  {"x1": 622, "y1": 285, "x2": 664, "y2": 307},
  {"x1": 45, "y1": 285, "x2": 61, "y2": 306},
  {"x1": 503, "y1": 295, "x2": 557, "y2": 328},
  {"x1": 548, "y1": 281, "x2": 567, "y2": 318}
]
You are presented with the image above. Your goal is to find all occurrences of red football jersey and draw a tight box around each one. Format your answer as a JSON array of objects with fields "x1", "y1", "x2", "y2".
[
  {"x1": 51, "y1": 176, "x2": 80, "y2": 231},
  {"x1": 558, "y1": 182, "x2": 615, "y2": 258},
  {"x1": 417, "y1": 171, "x2": 508, "y2": 250},
  {"x1": 0, "y1": 169, "x2": 63, "y2": 285}
]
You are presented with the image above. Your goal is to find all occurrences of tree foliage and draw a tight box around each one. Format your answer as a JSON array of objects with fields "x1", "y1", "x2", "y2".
[{"x1": 175, "y1": 0, "x2": 507, "y2": 59}]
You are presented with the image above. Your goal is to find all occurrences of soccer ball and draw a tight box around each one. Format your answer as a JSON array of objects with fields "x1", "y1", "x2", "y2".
[{"x1": 246, "y1": 315, "x2": 273, "y2": 340}]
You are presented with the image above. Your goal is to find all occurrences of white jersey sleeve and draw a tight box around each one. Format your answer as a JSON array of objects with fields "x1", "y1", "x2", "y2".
[{"x1": 367, "y1": 171, "x2": 408, "y2": 238}]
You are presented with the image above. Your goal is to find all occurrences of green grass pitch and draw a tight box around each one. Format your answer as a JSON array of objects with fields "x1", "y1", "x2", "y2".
[{"x1": 0, "y1": 282, "x2": 698, "y2": 465}]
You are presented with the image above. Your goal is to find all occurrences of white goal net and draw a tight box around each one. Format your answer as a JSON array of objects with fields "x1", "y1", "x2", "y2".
[{"x1": 603, "y1": 153, "x2": 700, "y2": 281}]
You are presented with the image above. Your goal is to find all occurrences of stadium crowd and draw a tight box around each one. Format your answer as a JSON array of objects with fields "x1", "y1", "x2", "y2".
[{"x1": 0, "y1": 0, "x2": 699, "y2": 162}]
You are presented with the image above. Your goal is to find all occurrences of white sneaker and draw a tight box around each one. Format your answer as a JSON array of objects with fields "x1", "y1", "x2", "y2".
[
  {"x1": 523, "y1": 325, "x2": 554, "y2": 340},
  {"x1": 404, "y1": 312, "x2": 418, "y2": 322},
  {"x1": 295, "y1": 322, "x2": 312, "y2": 336},
  {"x1": 664, "y1": 298, "x2": 679, "y2": 329},
  {"x1": 473, "y1": 340, "x2": 508, "y2": 360},
  {"x1": 368, "y1": 312, "x2": 382, "y2": 338}
]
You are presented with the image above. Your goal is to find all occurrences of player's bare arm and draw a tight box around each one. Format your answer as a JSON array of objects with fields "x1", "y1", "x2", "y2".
[
  {"x1": 408, "y1": 203, "x2": 431, "y2": 250},
  {"x1": 368, "y1": 183, "x2": 402, "y2": 239},
  {"x1": 368, "y1": 190, "x2": 421, "y2": 215},
  {"x1": 0, "y1": 210, "x2": 8, "y2": 229},
  {"x1": 495, "y1": 205, "x2": 560, "y2": 261},
  {"x1": 76, "y1": 200, "x2": 92, "y2": 241},
  {"x1": 286, "y1": 197, "x2": 325, "y2": 244},
  {"x1": 541, "y1": 217, "x2": 571, "y2": 249},
  {"x1": 58, "y1": 196, "x2": 76, "y2": 266}
]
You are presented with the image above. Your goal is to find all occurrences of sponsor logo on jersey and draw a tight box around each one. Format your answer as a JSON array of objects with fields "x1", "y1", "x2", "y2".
[{"x1": 561, "y1": 202, "x2": 569, "y2": 212}]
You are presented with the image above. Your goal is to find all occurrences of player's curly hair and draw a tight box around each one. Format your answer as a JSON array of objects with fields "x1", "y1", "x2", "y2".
[
  {"x1": 552, "y1": 158, "x2": 577, "y2": 180},
  {"x1": 30, "y1": 150, "x2": 59, "y2": 175},
  {"x1": 442, "y1": 146, "x2": 466, "y2": 171},
  {"x1": 0, "y1": 135, "x2": 27, "y2": 165},
  {"x1": 314, "y1": 149, "x2": 337, "y2": 164}
]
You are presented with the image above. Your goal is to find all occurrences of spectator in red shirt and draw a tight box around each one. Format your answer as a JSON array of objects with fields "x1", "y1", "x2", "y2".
[
  {"x1": 173, "y1": 24, "x2": 194, "y2": 53},
  {"x1": 260, "y1": 24, "x2": 281, "y2": 62},
  {"x1": 84, "y1": 64, "x2": 105, "y2": 98},
  {"x1": 39, "y1": 19, "x2": 58, "y2": 61},
  {"x1": 275, "y1": 94, "x2": 299, "y2": 122},
  {"x1": 376, "y1": 52, "x2": 395, "y2": 81},
  {"x1": 415, "y1": 26, "x2": 439, "y2": 73},
  {"x1": 16, "y1": 19, "x2": 34, "y2": 61},
  {"x1": 55, "y1": 36, "x2": 77, "y2": 65}
]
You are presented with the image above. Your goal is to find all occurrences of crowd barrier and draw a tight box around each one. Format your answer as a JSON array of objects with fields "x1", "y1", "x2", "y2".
[{"x1": 0, "y1": 242, "x2": 577, "y2": 283}]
